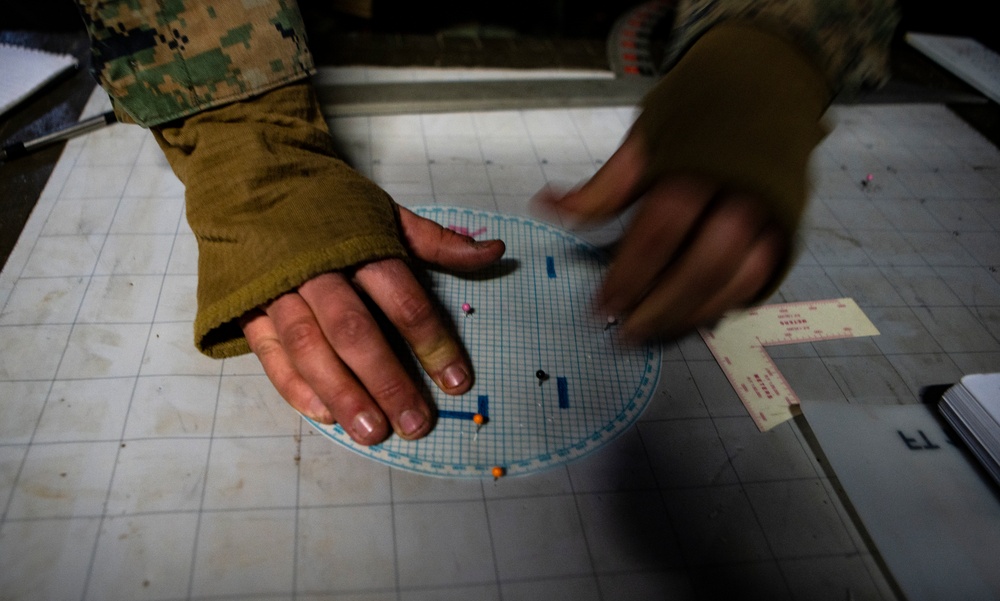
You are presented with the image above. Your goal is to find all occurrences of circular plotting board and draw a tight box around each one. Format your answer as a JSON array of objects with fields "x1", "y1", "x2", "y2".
[{"x1": 306, "y1": 207, "x2": 661, "y2": 478}]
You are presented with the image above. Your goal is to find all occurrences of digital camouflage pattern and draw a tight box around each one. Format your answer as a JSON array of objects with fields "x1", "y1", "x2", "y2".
[
  {"x1": 70, "y1": 0, "x2": 899, "y2": 359},
  {"x1": 667, "y1": 0, "x2": 899, "y2": 94},
  {"x1": 76, "y1": 0, "x2": 314, "y2": 126},
  {"x1": 76, "y1": 0, "x2": 897, "y2": 126}
]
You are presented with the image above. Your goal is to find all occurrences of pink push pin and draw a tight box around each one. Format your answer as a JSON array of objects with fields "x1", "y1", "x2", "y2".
[{"x1": 462, "y1": 302, "x2": 474, "y2": 316}]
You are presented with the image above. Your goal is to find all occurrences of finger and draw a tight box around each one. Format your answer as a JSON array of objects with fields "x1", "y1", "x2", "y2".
[
  {"x1": 265, "y1": 290, "x2": 390, "y2": 445},
  {"x1": 297, "y1": 272, "x2": 434, "y2": 441},
  {"x1": 600, "y1": 176, "x2": 718, "y2": 313},
  {"x1": 623, "y1": 193, "x2": 770, "y2": 339},
  {"x1": 353, "y1": 258, "x2": 473, "y2": 396},
  {"x1": 241, "y1": 309, "x2": 334, "y2": 425},
  {"x1": 684, "y1": 225, "x2": 786, "y2": 328},
  {"x1": 538, "y1": 132, "x2": 648, "y2": 224},
  {"x1": 398, "y1": 206, "x2": 506, "y2": 271}
]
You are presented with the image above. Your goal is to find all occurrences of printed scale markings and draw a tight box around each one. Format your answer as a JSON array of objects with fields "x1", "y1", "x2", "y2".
[{"x1": 700, "y1": 298, "x2": 879, "y2": 431}]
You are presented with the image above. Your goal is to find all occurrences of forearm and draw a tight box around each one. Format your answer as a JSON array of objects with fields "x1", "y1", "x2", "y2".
[
  {"x1": 634, "y1": 2, "x2": 899, "y2": 300},
  {"x1": 152, "y1": 82, "x2": 407, "y2": 358},
  {"x1": 73, "y1": 1, "x2": 406, "y2": 358},
  {"x1": 666, "y1": 0, "x2": 900, "y2": 96}
]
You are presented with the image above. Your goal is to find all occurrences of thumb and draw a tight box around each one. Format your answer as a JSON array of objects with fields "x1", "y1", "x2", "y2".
[
  {"x1": 398, "y1": 206, "x2": 506, "y2": 271},
  {"x1": 536, "y1": 132, "x2": 648, "y2": 224}
]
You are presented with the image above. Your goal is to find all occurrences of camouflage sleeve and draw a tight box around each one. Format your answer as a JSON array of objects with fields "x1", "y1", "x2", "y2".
[
  {"x1": 665, "y1": 0, "x2": 899, "y2": 94},
  {"x1": 75, "y1": 0, "x2": 315, "y2": 127}
]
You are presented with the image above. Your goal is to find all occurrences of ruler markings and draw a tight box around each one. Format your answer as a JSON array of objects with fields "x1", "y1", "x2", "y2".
[{"x1": 701, "y1": 298, "x2": 879, "y2": 431}]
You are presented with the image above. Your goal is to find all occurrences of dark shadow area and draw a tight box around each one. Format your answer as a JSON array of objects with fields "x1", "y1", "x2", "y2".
[{"x1": 792, "y1": 413, "x2": 908, "y2": 601}]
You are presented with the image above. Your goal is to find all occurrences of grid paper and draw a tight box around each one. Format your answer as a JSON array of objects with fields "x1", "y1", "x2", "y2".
[
  {"x1": 1, "y1": 65, "x2": 999, "y2": 600},
  {"x1": 308, "y1": 207, "x2": 660, "y2": 478}
]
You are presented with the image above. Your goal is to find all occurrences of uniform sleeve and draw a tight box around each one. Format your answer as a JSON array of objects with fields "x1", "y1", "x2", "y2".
[
  {"x1": 74, "y1": 0, "x2": 406, "y2": 359},
  {"x1": 664, "y1": 0, "x2": 899, "y2": 95},
  {"x1": 75, "y1": 0, "x2": 315, "y2": 126}
]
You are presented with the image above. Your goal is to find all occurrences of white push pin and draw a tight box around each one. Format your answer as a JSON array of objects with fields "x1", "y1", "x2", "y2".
[{"x1": 604, "y1": 315, "x2": 618, "y2": 331}]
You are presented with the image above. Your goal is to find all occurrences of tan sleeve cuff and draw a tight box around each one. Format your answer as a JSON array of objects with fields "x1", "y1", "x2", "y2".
[
  {"x1": 632, "y1": 22, "x2": 831, "y2": 298},
  {"x1": 153, "y1": 82, "x2": 406, "y2": 358}
]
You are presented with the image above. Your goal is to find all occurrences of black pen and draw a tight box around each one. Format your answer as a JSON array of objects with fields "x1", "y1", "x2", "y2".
[{"x1": 1, "y1": 110, "x2": 117, "y2": 162}]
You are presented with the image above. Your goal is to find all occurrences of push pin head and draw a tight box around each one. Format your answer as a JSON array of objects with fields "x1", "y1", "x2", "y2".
[
  {"x1": 472, "y1": 413, "x2": 486, "y2": 426},
  {"x1": 491, "y1": 466, "x2": 506, "y2": 480},
  {"x1": 461, "y1": 302, "x2": 474, "y2": 316},
  {"x1": 604, "y1": 315, "x2": 618, "y2": 331},
  {"x1": 535, "y1": 369, "x2": 549, "y2": 385}
]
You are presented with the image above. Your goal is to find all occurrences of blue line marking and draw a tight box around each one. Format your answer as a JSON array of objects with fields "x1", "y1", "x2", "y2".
[
  {"x1": 557, "y1": 377, "x2": 569, "y2": 409},
  {"x1": 439, "y1": 395, "x2": 490, "y2": 421},
  {"x1": 546, "y1": 256, "x2": 556, "y2": 278},
  {"x1": 439, "y1": 410, "x2": 477, "y2": 420}
]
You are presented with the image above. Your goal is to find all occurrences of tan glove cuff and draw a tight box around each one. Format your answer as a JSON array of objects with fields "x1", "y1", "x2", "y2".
[
  {"x1": 636, "y1": 22, "x2": 830, "y2": 235},
  {"x1": 633, "y1": 23, "x2": 830, "y2": 298},
  {"x1": 154, "y1": 82, "x2": 406, "y2": 358}
]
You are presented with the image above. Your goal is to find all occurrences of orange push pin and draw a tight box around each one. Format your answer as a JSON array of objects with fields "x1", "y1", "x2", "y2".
[
  {"x1": 491, "y1": 466, "x2": 506, "y2": 480},
  {"x1": 473, "y1": 413, "x2": 487, "y2": 431}
]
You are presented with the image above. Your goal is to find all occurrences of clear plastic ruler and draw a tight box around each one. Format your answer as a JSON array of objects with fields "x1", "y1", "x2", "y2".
[{"x1": 700, "y1": 298, "x2": 879, "y2": 431}]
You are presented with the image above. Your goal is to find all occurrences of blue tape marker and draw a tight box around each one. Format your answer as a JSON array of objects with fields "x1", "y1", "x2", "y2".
[
  {"x1": 546, "y1": 256, "x2": 556, "y2": 278},
  {"x1": 557, "y1": 377, "x2": 569, "y2": 409},
  {"x1": 439, "y1": 395, "x2": 490, "y2": 422},
  {"x1": 438, "y1": 410, "x2": 477, "y2": 420}
]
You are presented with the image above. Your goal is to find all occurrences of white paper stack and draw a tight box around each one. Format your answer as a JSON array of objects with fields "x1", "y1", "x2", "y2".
[
  {"x1": 906, "y1": 33, "x2": 1000, "y2": 105},
  {"x1": 940, "y1": 373, "x2": 1000, "y2": 486},
  {"x1": 0, "y1": 43, "x2": 78, "y2": 117}
]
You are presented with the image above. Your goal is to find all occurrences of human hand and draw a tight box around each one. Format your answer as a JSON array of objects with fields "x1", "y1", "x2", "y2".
[
  {"x1": 240, "y1": 206, "x2": 506, "y2": 446},
  {"x1": 537, "y1": 133, "x2": 787, "y2": 340}
]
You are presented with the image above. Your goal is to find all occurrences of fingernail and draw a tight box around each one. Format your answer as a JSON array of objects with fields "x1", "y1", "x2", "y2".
[
  {"x1": 307, "y1": 396, "x2": 333, "y2": 424},
  {"x1": 399, "y1": 409, "x2": 426, "y2": 436},
  {"x1": 353, "y1": 412, "x2": 378, "y2": 438},
  {"x1": 442, "y1": 364, "x2": 469, "y2": 389}
]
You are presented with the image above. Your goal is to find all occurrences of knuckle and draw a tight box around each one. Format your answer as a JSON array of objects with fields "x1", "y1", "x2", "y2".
[
  {"x1": 324, "y1": 383, "x2": 363, "y2": 409},
  {"x1": 329, "y1": 308, "x2": 377, "y2": 347},
  {"x1": 249, "y1": 334, "x2": 283, "y2": 360},
  {"x1": 369, "y1": 376, "x2": 415, "y2": 404},
  {"x1": 280, "y1": 318, "x2": 326, "y2": 355},
  {"x1": 270, "y1": 370, "x2": 304, "y2": 401},
  {"x1": 395, "y1": 295, "x2": 435, "y2": 331}
]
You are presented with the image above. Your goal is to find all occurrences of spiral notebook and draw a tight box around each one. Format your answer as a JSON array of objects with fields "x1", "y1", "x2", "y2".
[{"x1": 0, "y1": 43, "x2": 78, "y2": 117}]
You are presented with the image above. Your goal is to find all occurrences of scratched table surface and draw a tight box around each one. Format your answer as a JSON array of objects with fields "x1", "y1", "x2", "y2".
[{"x1": 1, "y1": 66, "x2": 999, "y2": 601}]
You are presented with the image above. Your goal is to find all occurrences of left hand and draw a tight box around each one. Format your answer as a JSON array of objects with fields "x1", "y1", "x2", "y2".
[
  {"x1": 537, "y1": 132, "x2": 787, "y2": 339},
  {"x1": 240, "y1": 206, "x2": 506, "y2": 445}
]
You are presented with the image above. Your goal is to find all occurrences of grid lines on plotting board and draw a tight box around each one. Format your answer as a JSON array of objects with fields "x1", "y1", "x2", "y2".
[
  {"x1": 1, "y1": 64, "x2": 999, "y2": 601},
  {"x1": 306, "y1": 207, "x2": 660, "y2": 477}
]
